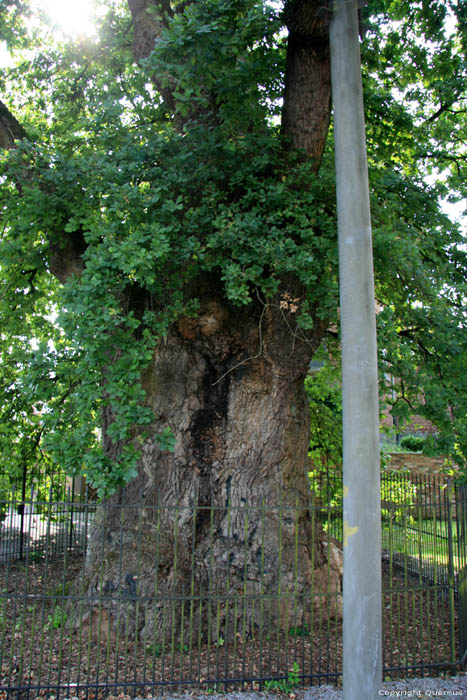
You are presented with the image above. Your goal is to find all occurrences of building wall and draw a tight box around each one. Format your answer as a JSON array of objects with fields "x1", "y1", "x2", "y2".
[
  {"x1": 386, "y1": 452, "x2": 451, "y2": 475},
  {"x1": 381, "y1": 410, "x2": 437, "y2": 436}
]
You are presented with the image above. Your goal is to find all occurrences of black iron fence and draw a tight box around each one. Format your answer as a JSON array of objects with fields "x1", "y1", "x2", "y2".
[
  {"x1": 0, "y1": 466, "x2": 74, "y2": 512},
  {"x1": 0, "y1": 485, "x2": 93, "y2": 562},
  {"x1": 309, "y1": 469, "x2": 466, "y2": 586},
  {"x1": 0, "y1": 471, "x2": 465, "y2": 699}
]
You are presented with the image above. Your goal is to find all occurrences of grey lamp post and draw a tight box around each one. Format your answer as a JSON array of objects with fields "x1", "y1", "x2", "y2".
[{"x1": 329, "y1": 1, "x2": 383, "y2": 698}]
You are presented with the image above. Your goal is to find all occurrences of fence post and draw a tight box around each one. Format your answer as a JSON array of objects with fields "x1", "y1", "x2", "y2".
[
  {"x1": 18, "y1": 462, "x2": 28, "y2": 561},
  {"x1": 446, "y1": 479, "x2": 456, "y2": 667},
  {"x1": 456, "y1": 483, "x2": 467, "y2": 666},
  {"x1": 68, "y1": 479, "x2": 75, "y2": 553}
]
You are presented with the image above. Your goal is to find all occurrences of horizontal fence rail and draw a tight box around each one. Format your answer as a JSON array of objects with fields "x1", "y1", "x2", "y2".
[{"x1": 0, "y1": 471, "x2": 465, "y2": 699}]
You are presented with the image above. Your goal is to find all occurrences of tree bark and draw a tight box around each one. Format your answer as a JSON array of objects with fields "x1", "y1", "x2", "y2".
[
  {"x1": 0, "y1": 100, "x2": 27, "y2": 149},
  {"x1": 82, "y1": 288, "x2": 342, "y2": 641},
  {"x1": 281, "y1": 0, "x2": 332, "y2": 168}
]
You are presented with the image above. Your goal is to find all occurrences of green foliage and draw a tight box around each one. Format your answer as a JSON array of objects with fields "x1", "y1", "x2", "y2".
[
  {"x1": 399, "y1": 435, "x2": 426, "y2": 453},
  {"x1": 0, "y1": 0, "x2": 465, "y2": 495},
  {"x1": 45, "y1": 604, "x2": 67, "y2": 631},
  {"x1": 264, "y1": 662, "x2": 301, "y2": 692},
  {"x1": 143, "y1": 0, "x2": 282, "y2": 129},
  {"x1": 0, "y1": 473, "x2": 10, "y2": 521},
  {"x1": 27, "y1": 551, "x2": 44, "y2": 562},
  {"x1": 380, "y1": 441, "x2": 407, "y2": 455},
  {"x1": 0, "y1": 0, "x2": 31, "y2": 52},
  {"x1": 0, "y1": 2, "x2": 335, "y2": 494},
  {"x1": 306, "y1": 351, "x2": 343, "y2": 474},
  {"x1": 288, "y1": 625, "x2": 310, "y2": 638},
  {"x1": 52, "y1": 581, "x2": 71, "y2": 597},
  {"x1": 362, "y1": 1, "x2": 467, "y2": 470},
  {"x1": 146, "y1": 641, "x2": 164, "y2": 658},
  {"x1": 306, "y1": 354, "x2": 344, "y2": 513},
  {"x1": 380, "y1": 473, "x2": 417, "y2": 524}
]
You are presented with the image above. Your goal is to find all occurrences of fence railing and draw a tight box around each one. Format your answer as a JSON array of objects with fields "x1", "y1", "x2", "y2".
[
  {"x1": 0, "y1": 472, "x2": 465, "y2": 699},
  {"x1": 310, "y1": 469, "x2": 466, "y2": 582},
  {"x1": 0, "y1": 487, "x2": 94, "y2": 562}
]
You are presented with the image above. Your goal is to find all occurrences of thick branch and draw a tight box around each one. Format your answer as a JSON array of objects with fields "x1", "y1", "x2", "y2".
[
  {"x1": 127, "y1": 0, "x2": 182, "y2": 118},
  {"x1": 0, "y1": 100, "x2": 27, "y2": 149},
  {"x1": 127, "y1": 0, "x2": 168, "y2": 63},
  {"x1": 0, "y1": 99, "x2": 86, "y2": 282},
  {"x1": 281, "y1": 0, "x2": 332, "y2": 170}
]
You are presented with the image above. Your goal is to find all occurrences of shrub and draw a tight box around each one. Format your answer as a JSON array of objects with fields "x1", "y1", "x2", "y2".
[{"x1": 400, "y1": 435, "x2": 425, "y2": 452}]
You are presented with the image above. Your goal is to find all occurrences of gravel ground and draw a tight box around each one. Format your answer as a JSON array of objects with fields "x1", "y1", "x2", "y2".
[
  {"x1": 140, "y1": 676, "x2": 467, "y2": 700},
  {"x1": 298, "y1": 675, "x2": 467, "y2": 698}
]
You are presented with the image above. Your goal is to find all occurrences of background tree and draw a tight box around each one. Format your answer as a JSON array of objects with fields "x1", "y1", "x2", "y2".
[{"x1": 0, "y1": 0, "x2": 465, "y2": 637}]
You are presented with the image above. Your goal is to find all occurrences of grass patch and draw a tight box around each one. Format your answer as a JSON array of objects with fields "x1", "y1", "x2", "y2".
[
  {"x1": 382, "y1": 518, "x2": 460, "y2": 570},
  {"x1": 319, "y1": 514, "x2": 461, "y2": 572}
]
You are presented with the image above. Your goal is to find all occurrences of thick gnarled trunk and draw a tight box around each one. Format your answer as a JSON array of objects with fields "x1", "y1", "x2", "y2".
[{"x1": 82, "y1": 292, "x2": 342, "y2": 642}]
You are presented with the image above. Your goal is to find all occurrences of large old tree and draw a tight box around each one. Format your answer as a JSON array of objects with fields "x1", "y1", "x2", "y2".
[{"x1": 0, "y1": 0, "x2": 466, "y2": 638}]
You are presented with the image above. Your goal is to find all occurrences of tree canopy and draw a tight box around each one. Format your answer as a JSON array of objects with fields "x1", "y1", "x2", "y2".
[{"x1": 0, "y1": 0, "x2": 465, "y2": 496}]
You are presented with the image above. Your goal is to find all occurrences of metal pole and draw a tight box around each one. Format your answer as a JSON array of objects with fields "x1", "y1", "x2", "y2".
[{"x1": 329, "y1": 2, "x2": 382, "y2": 698}]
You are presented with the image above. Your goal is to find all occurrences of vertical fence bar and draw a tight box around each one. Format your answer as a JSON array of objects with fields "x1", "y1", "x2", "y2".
[
  {"x1": 445, "y1": 480, "x2": 457, "y2": 668},
  {"x1": 18, "y1": 463, "x2": 27, "y2": 561},
  {"x1": 291, "y1": 497, "x2": 300, "y2": 673},
  {"x1": 15, "y1": 488, "x2": 33, "y2": 692},
  {"x1": 456, "y1": 484, "x2": 467, "y2": 665},
  {"x1": 55, "y1": 502, "x2": 69, "y2": 699},
  {"x1": 207, "y1": 505, "x2": 216, "y2": 686},
  {"x1": 433, "y1": 501, "x2": 441, "y2": 664},
  {"x1": 275, "y1": 498, "x2": 283, "y2": 681},
  {"x1": 258, "y1": 501, "x2": 265, "y2": 685},
  {"x1": 308, "y1": 494, "x2": 316, "y2": 685},
  {"x1": 187, "y1": 504, "x2": 197, "y2": 685},
  {"x1": 169, "y1": 506, "x2": 179, "y2": 684},
  {"x1": 416, "y1": 500, "x2": 424, "y2": 676},
  {"x1": 387, "y1": 501, "x2": 395, "y2": 675},
  {"x1": 123, "y1": 508, "x2": 133, "y2": 697},
  {"x1": 241, "y1": 507, "x2": 249, "y2": 688},
  {"x1": 68, "y1": 479, "x2": 75, "y2": 553},
  {"x1": 35, "y1": 487, "x2": 52, "y2": 691},
  {"x1": 133, "y1": 501, "x2": 143, "y2": 693}
]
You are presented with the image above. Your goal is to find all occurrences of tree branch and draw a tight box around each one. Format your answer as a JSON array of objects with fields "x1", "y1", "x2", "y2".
[
  {"x1": 0, "y1": 100, "x2": 28, "y2": 150},
  {"x1": 418, "y1": 151, "x2": 467, "y2": 177},
  {"x1": 281, "y1": 0, "x2": 332, "y2": 170},
  {"x1": 0, "y1": 99, "x2": 87, "y2": 282},
  {"x1": 127, "y1": 0, "x2": 167, "y2": 64},
  {"x1": 424, "y1": 90, "x2": 463, "y2": 124},
  {"x1": 127, "y1": 0, "x2": 184, "y2": 121}
]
